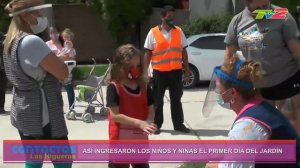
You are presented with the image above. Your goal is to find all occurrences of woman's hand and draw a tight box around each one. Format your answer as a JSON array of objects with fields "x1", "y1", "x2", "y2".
[
  {"x1": 59, "y1": 53, "x2": 71, "y2": 61},
  {"x1": 139, "y1": 121, "x2": 157, "y2": 135}
]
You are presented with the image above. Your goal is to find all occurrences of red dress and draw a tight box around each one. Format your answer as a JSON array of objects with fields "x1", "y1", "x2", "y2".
[{"x1": 108, "y1": 81, "x2": 149, "y2": 140}]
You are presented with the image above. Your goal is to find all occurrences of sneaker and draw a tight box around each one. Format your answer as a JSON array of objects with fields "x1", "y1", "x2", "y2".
[
  {"x1": 174, "y1": 125, "x2": 190, "y2": 133},
  {"x1": 154, "y1": 129, "x2": 161, "y2": 135}
]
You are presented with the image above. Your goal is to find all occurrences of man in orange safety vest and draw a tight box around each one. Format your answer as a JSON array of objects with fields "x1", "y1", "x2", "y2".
[{"x1": 144, "y1": 5, "x2": 191, "y2": 135}]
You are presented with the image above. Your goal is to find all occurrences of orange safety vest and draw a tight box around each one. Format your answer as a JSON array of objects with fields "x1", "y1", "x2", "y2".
[{"x1": 151, "y1": 26, "x2": 183, "y2": 71}]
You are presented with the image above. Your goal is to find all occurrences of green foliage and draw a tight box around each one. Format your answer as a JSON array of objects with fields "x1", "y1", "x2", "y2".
[
  {"x1": 90, "y1": 0, "x2": 103, "y2": 16},
  {"x1": 152, "y1": 0, "x2": 181, "y2": 8},
  {"x1": 73, "y1": 64, "x2": 109, "y2": 80},
  {"x1": 271, "y1": 0, "x2": 300, "y2": 15},
  {"x1": 182, "y1": 14, "x2": 233, "y2": 37},
  {"x1": 179, "y1": 163, "x2": 206, "y2": 168},
  {"x1": 45, "y1": 0, "x2": 83, "y2": 4},
  {"x1": 0, "y1": 0, "x2": 11, "y2": 32},
  {"x1": 94, "y1": 0, "x2": 152, "y2": 44}
]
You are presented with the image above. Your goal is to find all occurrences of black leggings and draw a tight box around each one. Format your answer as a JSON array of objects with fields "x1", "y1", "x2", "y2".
[
  {"x1": 18, "y1": 124, "x2": 72, "y2": 168},
  {"x1": 108, "y1": 163, "x2": 149, "y2": 168}
]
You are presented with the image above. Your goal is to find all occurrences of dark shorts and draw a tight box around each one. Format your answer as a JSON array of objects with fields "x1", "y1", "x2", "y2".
[{"x1": 260, "y1": 71, "x2": 300, "y2": 100}]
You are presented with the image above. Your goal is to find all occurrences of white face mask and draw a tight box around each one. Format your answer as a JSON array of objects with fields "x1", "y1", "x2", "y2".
[
  {"x1": 216, "y1": 94, "x2": 231, "y2": 109},
  {"x1": 216, "y1": 89, "x2": 232, "y2": 110},
  {"x1": 30, "y1": 15, "x2": 48, "y2": 34}
]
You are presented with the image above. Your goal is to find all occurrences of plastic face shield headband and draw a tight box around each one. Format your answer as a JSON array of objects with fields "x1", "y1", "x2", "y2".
[
  {"x1": 9, "y1": 4, "x2": 53, "y2": 34},
  {"x1": 202, "y1": 59, "x2": 253, "y2": 118},
  {"x1": 9, "y1": 4, "x2": 52, "y2": 17}
]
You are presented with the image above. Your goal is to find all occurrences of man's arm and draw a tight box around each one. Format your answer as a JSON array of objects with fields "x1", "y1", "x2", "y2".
[
  {"x1": 182, "y1": 48, "x2": 190, "y2": 81},
  {"x1": 144, "y1": 49, "x2": 152, "y2": 75}
]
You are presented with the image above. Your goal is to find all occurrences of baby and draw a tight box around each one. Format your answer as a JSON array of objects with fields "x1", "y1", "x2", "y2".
[{"x1": 58, "y1": 28, "x2": 76, "y2": 60}]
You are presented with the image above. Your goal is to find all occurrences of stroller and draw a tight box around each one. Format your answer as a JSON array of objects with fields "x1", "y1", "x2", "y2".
[{"x1": 66, "y1": 58, "x2": 111, "y2": 123}]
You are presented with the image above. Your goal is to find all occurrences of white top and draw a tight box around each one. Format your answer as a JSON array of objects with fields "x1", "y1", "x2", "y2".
[
  {"x1": 144, "y1": 26, "x2": 188, "y2": 50},
  {"x1": 18, "y1": 35, "x2": 51, "y2": 127},
  {"x1": 218, "y1": 118, "x2": 271, "y2": 168}
]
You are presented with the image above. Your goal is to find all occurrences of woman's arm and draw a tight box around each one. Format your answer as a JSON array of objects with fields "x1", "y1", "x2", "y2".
[
  {"x1": 283, "y1": 13, "x2": 300, "y2": 59},
  {"x1": 287, "y1": 40, "x2": 300, "y2": 60},
  {"x1": 40, "y1": 52, "x2": 69, "y2": 81},
  {"x1": 225, "y1": 44, "x2": 239, "y2": 62}
]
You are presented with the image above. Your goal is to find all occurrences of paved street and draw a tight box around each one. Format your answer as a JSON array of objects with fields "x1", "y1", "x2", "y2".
[{"x1": 0, "y1": 84, "x2": 236, "y2": 168}]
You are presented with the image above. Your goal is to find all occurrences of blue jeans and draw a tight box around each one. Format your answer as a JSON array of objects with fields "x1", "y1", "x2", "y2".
[{"x1": 64, "y1": 83, "x2": 75, "y2": 109}]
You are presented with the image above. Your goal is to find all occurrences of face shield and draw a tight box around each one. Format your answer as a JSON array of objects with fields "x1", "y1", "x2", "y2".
[
  {"x1": 202, "y1": 59, "x2": 254, "y2": 118},
  {"x1": 9, "y1": 4, "x2": 54, "y2": 34}
]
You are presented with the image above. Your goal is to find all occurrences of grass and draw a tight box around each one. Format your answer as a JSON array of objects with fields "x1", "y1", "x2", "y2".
[
  {"x1": 178, "y1": 163, "x2": 206, "y2": 168},
  {"x1": 72, "y1": 64, "x2": 109, "y2": 80}
]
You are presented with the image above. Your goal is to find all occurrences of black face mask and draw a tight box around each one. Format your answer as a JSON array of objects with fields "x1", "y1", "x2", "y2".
[{"x1": 165, "y1": 19, "x2": 175, "y2": 29}]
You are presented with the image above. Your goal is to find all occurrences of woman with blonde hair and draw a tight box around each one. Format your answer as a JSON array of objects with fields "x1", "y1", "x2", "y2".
[{"x1": 3, "y1": 0, "x2": 71, "y2": 167}]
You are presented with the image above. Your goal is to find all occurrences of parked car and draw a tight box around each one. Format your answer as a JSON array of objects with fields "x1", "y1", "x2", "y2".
[
  {"x1": 184, "y1": 33, "x2": 227, "y2": 88},
  {"x1": 148, "y1": 33, "x2": 228, "y2": 89}
]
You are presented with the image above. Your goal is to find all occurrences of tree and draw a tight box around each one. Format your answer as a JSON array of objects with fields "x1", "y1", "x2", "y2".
[
  {"x1": 45, "y1": 0, "x2": 83, "y2": 4},
  {"x1": 271, "y1": 0, "x2": 300, "y2": 16},
  {"x1": 92, "y1": 0, "x2": 152, "y2": 44},
  {"x1": 0, "y1": 0, "x2": 11, "y2": 32}
]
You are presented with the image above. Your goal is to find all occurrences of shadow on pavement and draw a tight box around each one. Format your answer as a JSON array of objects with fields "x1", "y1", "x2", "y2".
[
  {"x1": 159, "y1": 129, "x2": 196, "y2": 136},
  {"x1": 0, "y1": 111, "x2": 10, "y2": 116},
  {"x1": 192, "y1": 129, "x2": 229, "y2": 137}
]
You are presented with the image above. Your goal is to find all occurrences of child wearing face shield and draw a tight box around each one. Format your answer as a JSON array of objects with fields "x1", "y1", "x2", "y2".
[
  {"x1": 204, "y1": 54, "x2": 299, "y2": 168},
  {"x1": 106, "y1": 44, "x2": 157, "y2": 168},
  {"x1": 3, "y1": 0, "x2": 71, "y2": 168}
]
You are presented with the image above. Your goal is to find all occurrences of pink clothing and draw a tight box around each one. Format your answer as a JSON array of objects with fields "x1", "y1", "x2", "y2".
[
  {"x1": 46, "y1": 40, "x2": 63, "y2": 56},
  {"x1": 59, "y1": 47, "x2": 76, "y2": 60},
  {"x1": 46, "y1": 40, "x2": 76, "y2": 60}
]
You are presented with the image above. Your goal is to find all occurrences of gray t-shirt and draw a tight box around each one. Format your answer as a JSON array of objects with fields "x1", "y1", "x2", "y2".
[
  {"x1": 225, "y1": 5, "x2": 299, "y2": 88},
  {"x1": 18, "y1": 35, "x2": 52, "y2": 127}
]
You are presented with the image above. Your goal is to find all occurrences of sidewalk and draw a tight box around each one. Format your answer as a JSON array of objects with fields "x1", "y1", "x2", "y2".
[{"x1": 0, "y1": 85, "x2": 236, "y2": 168}]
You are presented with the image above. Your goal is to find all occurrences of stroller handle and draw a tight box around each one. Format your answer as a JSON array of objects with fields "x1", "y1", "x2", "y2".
[
  {"x1": 88, "y1": 58, "x2": 97, "y2": 77},
  {"x1": 87, "y1": 58, "x2": 111, "y2": 80}
]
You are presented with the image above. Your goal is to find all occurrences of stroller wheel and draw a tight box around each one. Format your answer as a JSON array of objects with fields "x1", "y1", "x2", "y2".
[
  {"x1": 100, "y1": 107, "x2": 108, "y2": 117},
  {"x1": 66, "y1": 110, "x2": 76, "y2": 120},
  {"x1": 86, "y1": 106, "x2": 95, "y2": 114},
  {"x1": 82, "y1": 113, "x2": 93, "y2": 123}
]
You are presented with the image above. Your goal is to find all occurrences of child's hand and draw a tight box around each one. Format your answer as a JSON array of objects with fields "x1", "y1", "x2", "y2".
[
  {"x1": 139, "y1": 121, "x2": 157, "y2": 135},
  {"x1": 205, "y1": 162, "x2": 219, "y2": 168}
]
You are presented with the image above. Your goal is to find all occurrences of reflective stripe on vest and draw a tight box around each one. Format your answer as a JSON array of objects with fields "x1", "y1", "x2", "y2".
[
  {"x1": 151, "y1": 26, "x2": 183, "y2": 71},
  {"x1": 152, "y1": 57, "x2": 182, "y2": 65},
  {"x1": 152, "y1": 47, "x2": 182, "y2": 57}
]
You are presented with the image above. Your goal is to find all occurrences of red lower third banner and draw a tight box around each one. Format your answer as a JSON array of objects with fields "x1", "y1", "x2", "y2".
[{"x1": 3, "y1": 140, "x2": 297, "y2": 164}]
